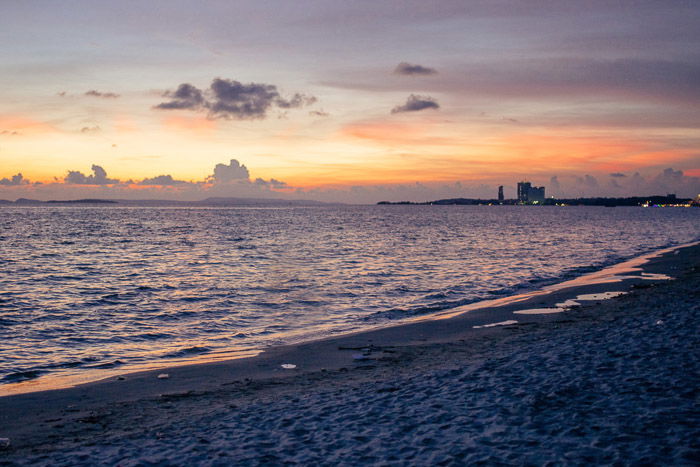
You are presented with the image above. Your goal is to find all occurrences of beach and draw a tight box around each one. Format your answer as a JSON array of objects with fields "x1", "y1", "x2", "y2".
[{"x1": 1, "y1": 243, "x2": 699, "y2": 465}]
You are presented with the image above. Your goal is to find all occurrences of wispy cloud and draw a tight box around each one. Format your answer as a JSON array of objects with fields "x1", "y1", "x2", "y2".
[
  {"x1": 85, "y1": 90, "x2": 120, "y2": 98},
  {"x1": 394, "y1": 62, "x2": 437, "y2": 76}
]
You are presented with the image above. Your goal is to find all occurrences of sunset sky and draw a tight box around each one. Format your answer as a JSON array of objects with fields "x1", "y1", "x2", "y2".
[{"x1": 1, "y1": 0, "x2": 699, "y2": 202}]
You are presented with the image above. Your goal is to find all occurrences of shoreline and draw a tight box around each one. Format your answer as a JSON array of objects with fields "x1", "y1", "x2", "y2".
[
  {"x1": 0, "y1": 242, "x2": 698, "y2": 463},
  {"x1": 1, "y1": 240, "x2": 697, "y2": 397}
]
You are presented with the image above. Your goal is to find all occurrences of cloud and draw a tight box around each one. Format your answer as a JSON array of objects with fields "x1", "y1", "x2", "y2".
[
  {"x1": 208, "y1": 159, "x2": 250, "y2": 183},
  {"x1": 64, "y1": 165, "x2": 119, "y2": 185},
  {"x1": 575, "y1": 174, "x2": 599, "y2": 188},
  {"x1": 0, "y1": 130, "x2": 20, "y2": 136},
  {"x1": 80, "y1": 126, "x2": 101, "y2": 133},
  {"x1": 4, "y1": 164, "x2": 700, "y2": 203},
  {"x1": 394, "y1": 62, "x2": 437, "y2": 76},
  {"x1": 391, "y1": 94, "x2": 440, "y2": 114},
  {"x1": 309, "y1": 110, "x2": 330, "y2": 117},
  {"x1": 657, "y1": 167, "x2": 684, "y2": 182},
  {"x1": 155, "y1": 83, "x2": 206, "y2": 111},
  {"x1": 549, "y1": 168, "x2": 700, "y2": 197},
  {"x1": 274, "y1": 92, "x2": 317, "y2": 109},
  {"x1": 85, "y1": 90, "x2": 120, "y2": 98},
  {"x1": 138, "y1": 175, "x2": 189, "y2": 186},
  {"x1": 155, "y1": 78, "x2": 316, "y2": 120},
  {"x1": 0, "y1": 173, "x2": 27, "y2": 186},
  {"x1": 254, "y1": 177, "x2": 288, "y2": 189},
  {"x1": 549, "y1": 175, "x2": 560, "y2": 190},
  {"x1": 324, "y1": 58, "x2": 700, "y2": 106},
  {"x1": 610, "y1": 172, "x2": 626, "y2": 177}
]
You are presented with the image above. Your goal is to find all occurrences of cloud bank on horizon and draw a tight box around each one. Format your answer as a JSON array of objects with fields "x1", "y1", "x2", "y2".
[
  {"x1": 1, "y1": 159, "x2": 699, "y2": 204},
  {"x1": 0, "y1": 0, "x2": 698, "y2": 202}
]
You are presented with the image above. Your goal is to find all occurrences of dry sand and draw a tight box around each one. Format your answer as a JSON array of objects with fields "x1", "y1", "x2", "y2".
[{"x1": 1, "y1": 244, "x2": 699, "y2": 465}]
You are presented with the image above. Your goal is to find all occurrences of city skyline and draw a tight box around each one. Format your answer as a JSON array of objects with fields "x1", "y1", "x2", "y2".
[{"x1": 1, "y1": 1, "x2": 699, "y2": 203}]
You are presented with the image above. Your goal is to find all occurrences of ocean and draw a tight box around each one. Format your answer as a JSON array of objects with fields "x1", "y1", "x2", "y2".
[{"x1": 1, "y1": 205, "x2": 699, "y2": 390}]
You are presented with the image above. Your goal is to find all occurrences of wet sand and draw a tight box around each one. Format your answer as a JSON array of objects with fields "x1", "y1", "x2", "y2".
[{"x1": 1, "y1": 243, "x2": 699, "y2": 465}]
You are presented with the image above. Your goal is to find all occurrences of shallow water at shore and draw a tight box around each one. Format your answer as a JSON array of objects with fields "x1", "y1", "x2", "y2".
[{"x1": 1, "y1": 205, "x2": 699, "y2": 387}]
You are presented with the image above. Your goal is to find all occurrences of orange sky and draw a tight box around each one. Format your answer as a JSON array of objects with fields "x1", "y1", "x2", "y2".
[{"x1": 1, "y1": 2, "x2": 699, "y2": 201}]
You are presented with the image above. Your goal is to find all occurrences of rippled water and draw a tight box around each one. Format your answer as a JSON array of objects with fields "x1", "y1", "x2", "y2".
[{"x1": 1, "y1": 205, "x2": 699, "y2": 387}]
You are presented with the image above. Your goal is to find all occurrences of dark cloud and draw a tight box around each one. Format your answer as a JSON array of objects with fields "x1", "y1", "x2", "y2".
[
  {"x1": 0, "y1": 130, "x2": 20, "y2": 136},
  {"x1": 208, "y1": 79, "x2": 278, "y2": 119},
  {"x1": 80, "y1": 126, "x2": 101, "y2": 133},
  {"x1": 85, "y1": 90, "x2": 120, "y2": 98},
  {"x1": 309, "y1": 110, "x2": 330, "y2": 117},
  {"x1": 394, "y1": 62, "x2": 437, "y2": 76},
  {"x1": 391, "y1": 94, "x2": 440, "y2": 114},
  {"x1": 155, "y1": 78, "x2": 316, "y2": 120},
  {"x1": 138, "y1": 175, "x2": 189, "y2": 186},
  {"x1": 610, "y1": 172, "x2": 626, "y2": 177},
  {"x1": 154, "y1": 83, "x2": 206, "y2": 110},
  {"x1": 64, "y1": 165, "x2": 119, "y2": 185},
  {"x1": 208, "y1": 159, "x2": 250, "y2": 184},
  {"x1": 274, "y1": 93, "x2": 317, "y2": 109},
  {"x1": 0, "y1": 173, "x2": 27, "y2": 186}
]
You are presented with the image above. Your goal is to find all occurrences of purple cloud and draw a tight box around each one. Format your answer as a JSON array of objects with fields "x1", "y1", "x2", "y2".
[{"x1": 391, "y1": 94, "x2": 440, "y2": 114}]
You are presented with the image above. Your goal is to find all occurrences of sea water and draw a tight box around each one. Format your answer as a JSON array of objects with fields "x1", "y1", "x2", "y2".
[{"x1": 1, "y1": 205, "x2": 699, "y2": 387}]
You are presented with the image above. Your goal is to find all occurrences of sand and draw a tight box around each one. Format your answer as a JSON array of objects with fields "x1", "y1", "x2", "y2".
[{"x1": 1, "y1": 244, "x2": 698, "y2": 465}]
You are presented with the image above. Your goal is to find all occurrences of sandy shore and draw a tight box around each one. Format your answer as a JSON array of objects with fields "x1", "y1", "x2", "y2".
[{"x1": 1, "y1": 243, "x2": 699, "y2": 465}]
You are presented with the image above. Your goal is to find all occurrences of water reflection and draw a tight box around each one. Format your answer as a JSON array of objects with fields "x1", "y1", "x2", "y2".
[{"x1": 0, "y1": 205, "x2": 698, "y2": 391}]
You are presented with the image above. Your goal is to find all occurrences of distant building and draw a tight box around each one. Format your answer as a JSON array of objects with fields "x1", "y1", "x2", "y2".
[
  {"x1": 517, "y1": 181, "x2": 545, "y2": 204},
  {"x1": 498, "y1": 186, "x2": 504, "y2": 202},
  {"x1": 517, "y1": 182, "x2": 531, "y2": 203},
  {"x1": 529, "y1": 186, "x2": 545, "y2": 203}
]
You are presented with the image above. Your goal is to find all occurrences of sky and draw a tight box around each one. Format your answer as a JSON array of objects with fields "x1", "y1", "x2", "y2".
[{"x1": 1, "y1": 0, "x2": 699, "y2": 203}]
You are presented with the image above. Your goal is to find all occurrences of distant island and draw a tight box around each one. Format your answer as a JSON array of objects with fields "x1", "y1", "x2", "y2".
[
  {"x1": 0, "y1": 197, "x2": 334, "y2": 207},
  {"x1": 1, "y1": 195, "x2": 697, "y2": 208},
  {"x1": 378, "y1": 195, "x2": 698, "y2": 207}
]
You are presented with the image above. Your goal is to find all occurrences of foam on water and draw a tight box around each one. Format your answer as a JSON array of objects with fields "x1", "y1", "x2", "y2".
[
  {"x1": 513, "y1": 308, "x2": 565, "y2": 315},
  {"x1": 473, "y1": 320, "x2": 519, "y2": 328},
  {"x1": 575, "y1": 291, "x2": 628, "y2": 301},
  {"x1": 515, "y1": 291, "x2": 630, "y2": 315}
]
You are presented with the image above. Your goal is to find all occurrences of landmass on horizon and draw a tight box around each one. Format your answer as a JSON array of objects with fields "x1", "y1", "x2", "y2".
[
  {"x1": 2, "y1": 193, "x2": 699, "y2": 207},
  {"x1": 0, "y1": 196, "x2": 333, "y2": 207}
]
